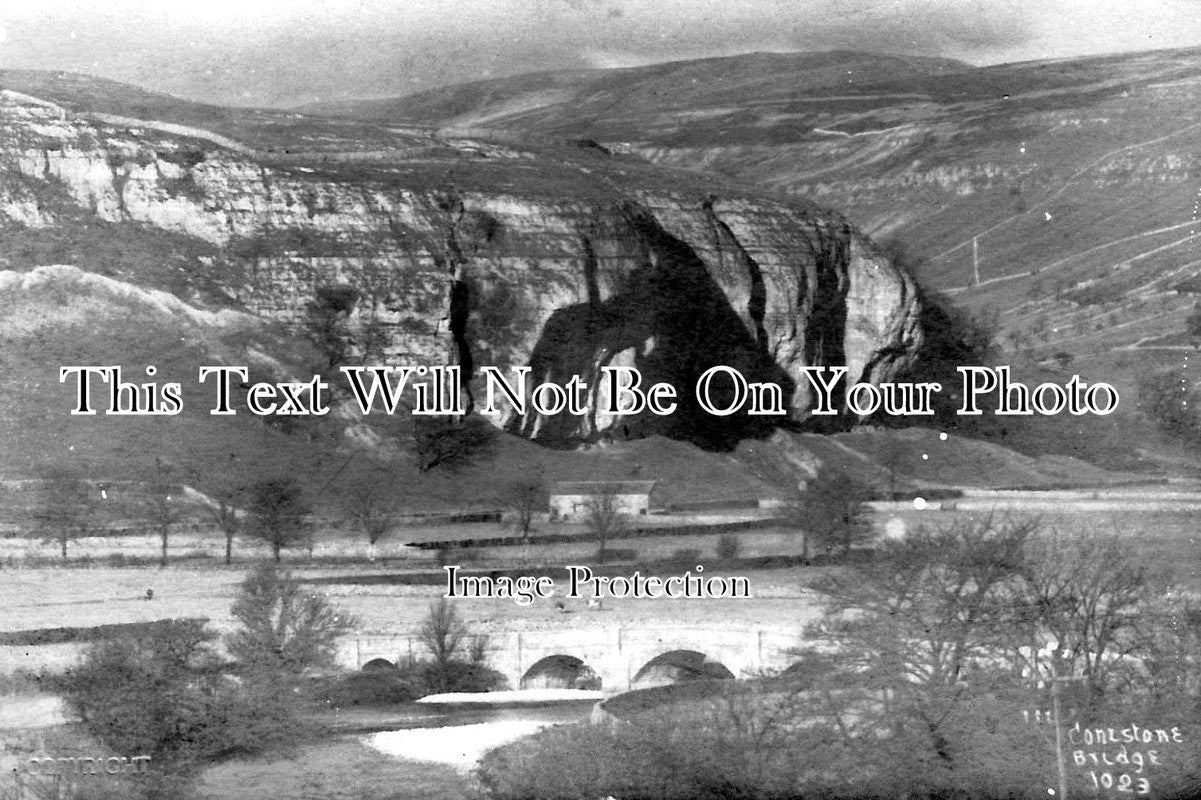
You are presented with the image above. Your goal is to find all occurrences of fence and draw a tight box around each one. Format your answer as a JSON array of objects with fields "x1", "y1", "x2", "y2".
[{"x1": 407, "y1": 516, "x2": 787, "y2": 550}]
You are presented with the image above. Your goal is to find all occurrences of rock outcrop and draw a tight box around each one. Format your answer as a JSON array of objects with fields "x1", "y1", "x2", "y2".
[{"x1": 0, "y1": 88, "x2": 923, "y2": 448}]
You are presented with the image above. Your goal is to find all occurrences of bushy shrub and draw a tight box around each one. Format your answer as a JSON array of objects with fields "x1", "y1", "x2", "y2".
[
  {"x1": 0, "y1": 667, "x2": 47, "y2": 695},
  {"x1": 310, "y1": 660, "x2": 507, "y2": 708},
  {"x1": 227, "y1": 565, "x2": 353, "y2": 675},
  {"x1": 162, "y1": 174, "x2": 206, "y2": 202},
  {"x1": 715, "y1": 533, "x2": 739, "y2": 560},
  {"x1": 603, "y1": 547, "x2": 639, "y2": 561},
  {"x1": 416, "y1": 660, "x2": 507, "y2": 695},
  {"x1": 478, "y1": 722, "x2": 680, "y2": 800},
  {"x1": 50, "y1": 620, "x2": 313, "y2": 769},
  {"x1": 1066, "y1": 282, "x2": 1124, "y2": 307},
  {"x1": 309, "y1": 670, "x2": 423, "y2": 708},
  {"x1": 478, "y1": 695, "x2": 841, "y2": 800},
  {"x1": 477, "y1": 680, "x2": 1082, "y2": 800},
  {"x1": 156, "y1": 147, "x2": 206, "y2": 169}
]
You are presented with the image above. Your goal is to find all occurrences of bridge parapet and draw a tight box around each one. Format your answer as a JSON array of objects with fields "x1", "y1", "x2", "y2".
[{"x1": 339, "y1": 625, "x2": 808, "y2": 692}]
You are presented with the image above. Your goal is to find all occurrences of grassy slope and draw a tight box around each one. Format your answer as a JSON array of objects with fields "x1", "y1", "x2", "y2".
[
  {"x1": 0, "y1": 266, "x2": 785, "y2": 519},
  {"x1": 731, "y1": 424, "x2": 1146, "y2": 496},
  {"x1": 301, "y1": 46, "x2": 1201, "y2": 474},
  {"x1": 5, "y1": 264, "x2": 1144, "y2": 532},
  {"x1": 309, "y1": 47, "x2": 1201, "y2": 355},
  {"x1": 0, "y1": 69, "x2": 437, "y2": 153},
  {"x1": 0, "y1": 267, "x2": 331, "y2": 489},
  {"x1": 2, "y1": 60, "x2": 1185, "y2": 497},
  {"x1": 194, "y1": 739, "x2": 481, "y2": 800},
  {"x1": 304, "y1": 51, "x2": 970, "y2": 128}
]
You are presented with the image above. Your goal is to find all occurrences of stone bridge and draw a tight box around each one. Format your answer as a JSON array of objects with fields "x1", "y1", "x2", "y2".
[{"x1": 338, "y1": 625, "x2": 809, "y2": 693}]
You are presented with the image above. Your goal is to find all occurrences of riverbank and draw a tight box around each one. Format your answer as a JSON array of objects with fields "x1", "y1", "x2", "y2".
[
  {"x1": 323, "y1": 693, "x2": 597, "y2": 734},
  {"x1": 194, "y1": 738, "x2": 483, "y2": 800},
  {"x1": 2, "y1": 693, "x2": 544, "y2": 799}
]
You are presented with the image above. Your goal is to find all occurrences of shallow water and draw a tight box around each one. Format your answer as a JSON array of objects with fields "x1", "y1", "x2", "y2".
[{"x1": 361, "y1": 700, "x2": 593, "y2": 768}]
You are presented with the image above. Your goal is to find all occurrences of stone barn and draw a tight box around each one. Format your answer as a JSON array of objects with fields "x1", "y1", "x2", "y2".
[{"x1": 549, "y1": 481, "x2": 657, "y2": 522}]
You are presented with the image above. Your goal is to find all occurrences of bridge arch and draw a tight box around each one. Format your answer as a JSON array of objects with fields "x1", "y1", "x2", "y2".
[
  {"x1": 632, "y1": 649, "x2": 735, "y2": 689},
  {"x1": 361, "y1": 657, "x2": 398, "y2": 673},
  {"x1": 520, "y1": 654, "x2": 603, "y2": 690},
  {"x1": 341, "y1": 625, "x2": 809, "y2": 691}
]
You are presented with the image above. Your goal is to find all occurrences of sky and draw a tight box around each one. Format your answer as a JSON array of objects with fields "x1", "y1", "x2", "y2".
[{"x1": 1, "y1": 0, "x2": 1200, "y2": 107}]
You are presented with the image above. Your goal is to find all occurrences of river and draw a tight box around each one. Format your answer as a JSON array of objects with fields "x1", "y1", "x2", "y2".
[{"x1": 358, "y1": 695, "x2": 599, "y2": 768}]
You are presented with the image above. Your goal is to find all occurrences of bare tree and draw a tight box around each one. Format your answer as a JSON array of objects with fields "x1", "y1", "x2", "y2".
[
  {"x1": 781, "y1": 488, "x2": 813, "y2": 561},
  {"x1": 206, "y1": 483, "x2": 244, "y2": 566},
  {"x1": 1140, "y1": 368, "x2": 1201, "y2": 443},
  {"x1": 32, "y1": 465, "x2": 96, "y2": 560},
  {"x1": 468, "y1": 632, "x2": 491, "y2": 666},
  {"x1": 187, "y1": 458, "x2": 247, "y2": 566},
  {"x1": 790, "y1": 470, "x2": 876, "y2": 558},
  {"x1": 419, "y1": 598, "x2": 468, "y2": 690},
  {"x1": 304, "y1": 283, "x2": 359, "y2": 375},
  {"x1": 810, "y1": 515, "x2": 1035, "y2": 690},
  {"x1": 141, "y1": 459, "x2": 184, "y2": 567},
  {"x1": 801, "y1": 514, "x2": 1194, "y2": 782},
  {"x1": 1014, "y1": 530, "x2": 1163, "y2": 708},
  {"x1": 413, "y1": 414, "x2": 496, "y2": 473},
  {"x1": 803, "y1": 515, "x2": 1039, "y2": 774},
  {"x1": 583, "y1": 489, "x2": 627, "y2": 563},
  {"x1": 877, "y1": 436, "x2": 910, "y2": 499},
  {"x1": 342, "y1": 466, "x2": 402, "y2": 559},
  {"x1": 506, "y1": 469, "x2": 544, "y2": 539},
  {"x1": 246, "y1": 478, "x2": 311, "y2": 562}
]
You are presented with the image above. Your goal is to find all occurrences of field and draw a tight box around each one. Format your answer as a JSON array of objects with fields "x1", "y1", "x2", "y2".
[
  {"x1": 4, "y1": 35, "x2": 1201, "y2": 800},
  {"x1": 2, "y1": 489, "x2": 1199, "y2": 673},
  {"x1": 2, "y1": 492, "x2": 1198, "y2": 800},
  {"x1": 906, "y1": 510, "x2": 1199, "y2": 585},
  {"x1": 193, "y1": 739, "x2": 482, "y2": 800},
  {"x1": 0, "y1": 715, "x2": 481, "y2": 800},
  {"x1": 0, "y1": 561, "x2": 820, "y2": 673}
]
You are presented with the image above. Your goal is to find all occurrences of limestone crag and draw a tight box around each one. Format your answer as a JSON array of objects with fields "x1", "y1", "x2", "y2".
[{"x1": 0, "y1": 90, "x2": 923, "y2": 447}]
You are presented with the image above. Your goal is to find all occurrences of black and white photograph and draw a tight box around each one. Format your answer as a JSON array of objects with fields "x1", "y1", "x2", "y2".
[{"x1": 1, "y1": 1, "x2": 1200, "y2": 798}]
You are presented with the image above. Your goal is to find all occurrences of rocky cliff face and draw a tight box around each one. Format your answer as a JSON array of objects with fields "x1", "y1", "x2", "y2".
[{"x1": 0, "y1": 89, "x2": 923, "y2": 448}]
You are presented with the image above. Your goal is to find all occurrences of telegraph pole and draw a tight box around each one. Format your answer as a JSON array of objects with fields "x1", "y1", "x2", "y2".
[
  {"x1": 1051, "y1": 673, "x2": 1070, "y2": 800},
  {"x1": 1030, "y1": 651, "x2": 1086, "y2": 800},
  {"x1": 972, "y1": 236, "x2": 981, "y2": 286}
]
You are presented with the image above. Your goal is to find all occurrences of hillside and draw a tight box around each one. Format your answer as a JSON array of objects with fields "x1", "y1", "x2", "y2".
[
  {"x1": 0, "y1": 70, "x2": 441, "y2": 154},
  {"x1": 0, "y1": 265, "x2": 786, "y2": 514},
  {"x1": 0, "y1": 69, "x2": 950, "y2": 517},
  {"x1": 305, "y1": 51, "x2": 970, "y2": 137},
  {"x1": 301, "y1": 46, "x2": 1201, "y2": 473},
  {"x1": 0, "y1": 59, "x2": 1180, "y2": 518},
  {"x1": 308, "y1": 47, "x2": 1201, "y2": 363}
]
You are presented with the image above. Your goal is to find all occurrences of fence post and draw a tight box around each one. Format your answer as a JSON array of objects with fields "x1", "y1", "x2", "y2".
[{"x1": 355, "y1": 637, "x2": 362, "y2": 669}]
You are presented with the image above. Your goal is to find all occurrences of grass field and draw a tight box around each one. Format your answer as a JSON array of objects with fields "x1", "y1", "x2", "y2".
[
  {"x1": 2, "y1": 495, "x2": 1197, "y2": 800},
  {"x1": 884, "y1": 502, "x2": 1201, "y2": 590},
  {"x1": 1, "y1": 491, "x2": 1196, "y2": 643},
  {"x1": 193, "y1": 739, "x2": 483, "y2": 800},
  {"x1": 0, "y1": 703, "x2": 483, "y2": 800}
]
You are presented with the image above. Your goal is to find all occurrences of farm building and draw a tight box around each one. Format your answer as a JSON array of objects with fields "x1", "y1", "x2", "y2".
[{"x1": 549, "y1": 481, "x2": 657, "y2": 522}]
